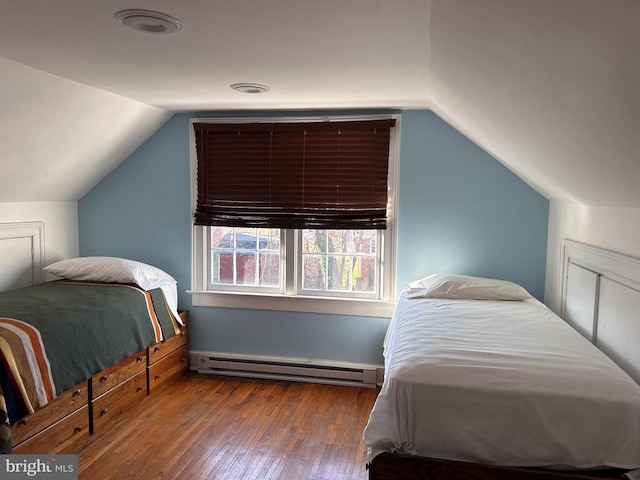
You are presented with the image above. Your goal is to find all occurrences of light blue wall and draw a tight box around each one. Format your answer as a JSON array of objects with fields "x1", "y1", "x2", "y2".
[
  {"x1": 396, "y1": 111, "x2": 548, "y2": 298},
  {"x1": 78, "y1": 110, "x2": 548, "y2": 365}
]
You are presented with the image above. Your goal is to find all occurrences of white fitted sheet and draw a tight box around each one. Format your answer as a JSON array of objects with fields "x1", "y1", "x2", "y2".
[{"x1": 363, "y1": 291, "x2": 640, "y2": 469}]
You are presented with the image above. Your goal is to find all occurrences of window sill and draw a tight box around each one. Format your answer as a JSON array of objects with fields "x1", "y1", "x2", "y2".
[{"x1": 187, "y1": 290, "x2": 395, "y2": 318}]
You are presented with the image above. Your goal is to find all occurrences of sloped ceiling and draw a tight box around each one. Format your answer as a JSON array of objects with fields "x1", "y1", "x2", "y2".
[
  {"x1": 0, "y1": 0, "x2": 638, "y2": 205},
  {"x1": 429, "y1": 0, "x2": 640, "y2": 206},
  {"x1": 0, "y1": 58, "x2": 171, "y2": 202}
]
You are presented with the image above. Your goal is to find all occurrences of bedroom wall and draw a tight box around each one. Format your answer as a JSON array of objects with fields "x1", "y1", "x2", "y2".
[
  {"x1": 78, "y1": 109, "x2": 548, "y2": 365},
  {"x1": 545, "y1": 202, "x2": 640, "y2": 313},
  {"x1": 396, "y1": 111, "x2": 548, "y2": 295},
  {"x1": 0, "y1": 201, "x2": 78, "y2": 290}
]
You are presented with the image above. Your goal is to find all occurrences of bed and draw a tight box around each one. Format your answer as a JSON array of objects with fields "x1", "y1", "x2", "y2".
[
  {"x1": 364, "y1": 245, "x2": 640, "y2": 480},
  {"x1": 0, "y1": 254, "x2": 188, "y2": 454}
]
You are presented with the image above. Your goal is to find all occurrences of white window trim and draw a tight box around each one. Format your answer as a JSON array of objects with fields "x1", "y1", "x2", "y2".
[{"x1": 188, "y1": 113, "x2": 400, "y2": 318}]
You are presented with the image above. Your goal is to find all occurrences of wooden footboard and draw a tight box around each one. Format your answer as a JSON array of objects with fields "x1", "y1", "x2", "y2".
[
  {"x1": 367, "y1": 452, "x2": 628, "y2": 480},
  {"x1": 11, "y1": 311, "x2": 189, "y2": 454}
]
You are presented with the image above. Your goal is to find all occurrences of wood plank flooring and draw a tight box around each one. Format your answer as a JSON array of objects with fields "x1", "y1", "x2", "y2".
[{"x1": 78, "y1": 374, "x2": 379, "y2": 480}]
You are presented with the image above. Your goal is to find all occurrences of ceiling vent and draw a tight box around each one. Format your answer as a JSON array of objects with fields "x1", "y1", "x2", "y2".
[
  {"x1": 115, "y1": 9, "x2": 182, "y2": 34},
  {"x1": 230, "y1": 83, "x2": 271, "y2": 94}
]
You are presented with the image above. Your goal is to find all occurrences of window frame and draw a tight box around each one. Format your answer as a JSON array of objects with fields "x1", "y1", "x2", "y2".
[{"x1": 189, "y1": 114, "x2": 400, "y2": 318}]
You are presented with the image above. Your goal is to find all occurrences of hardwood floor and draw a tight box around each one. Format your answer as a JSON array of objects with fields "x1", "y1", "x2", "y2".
[{"x1": 78, "y1": 374, "x2": 380, "y2": 480}]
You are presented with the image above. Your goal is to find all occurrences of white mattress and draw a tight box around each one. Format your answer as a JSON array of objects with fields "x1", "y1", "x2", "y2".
[{"x1": 363, "y1": 291, "x2": 640, "y2": 469}]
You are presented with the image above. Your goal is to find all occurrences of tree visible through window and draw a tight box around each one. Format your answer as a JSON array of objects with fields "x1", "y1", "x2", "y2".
[{"x1": 302, "y1": 230, "x2": 377, "y2": 294}]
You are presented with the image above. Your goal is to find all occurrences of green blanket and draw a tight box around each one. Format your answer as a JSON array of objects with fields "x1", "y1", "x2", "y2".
[{"x1": 0, "y1": 281, "x2": 177, "y2": 395}]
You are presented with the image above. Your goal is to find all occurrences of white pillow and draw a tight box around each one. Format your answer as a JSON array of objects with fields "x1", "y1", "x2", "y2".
[
  {"x1": 407, "y1": 273, "x2": 531, "y2": 301},
  {"x1": 44, "y1": 257, "x2": 176, "y2": 291}
]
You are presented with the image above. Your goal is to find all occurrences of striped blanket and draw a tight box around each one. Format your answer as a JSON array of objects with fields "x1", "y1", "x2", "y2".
[
  {"x1": 0, "y1": 281, "x2": 180, "y2": 452},
  {"x1": 0, "y1": 385, "x2": 10, "y2": 453}
]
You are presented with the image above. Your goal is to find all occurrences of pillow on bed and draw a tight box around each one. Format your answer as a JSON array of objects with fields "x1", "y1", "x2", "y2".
[
  {"x1": 407, "y1": 273, "x2": 531, "y2": 301},
  {"x1": 44, "y1": 257, "x2": 176, "y2": 291}
]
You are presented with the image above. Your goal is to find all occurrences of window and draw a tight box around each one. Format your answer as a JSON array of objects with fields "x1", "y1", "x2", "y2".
[
  {"x1": 190, "y1": 115, "x2": 399, "y2": 317},
  {"x1": 301, "y1": 229, "x2": 378, "y2": 296},
  {"x1": 207, "y1": 226, "x2": 381, "y2": 298},
  {"x1": 210, "y1": 227, "x2": 281, "y2": 289}
]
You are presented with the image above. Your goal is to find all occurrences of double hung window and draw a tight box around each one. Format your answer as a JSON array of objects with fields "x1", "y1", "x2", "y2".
[{"x1": 190, "y1": 115, "x2": 399, "y2": 316}]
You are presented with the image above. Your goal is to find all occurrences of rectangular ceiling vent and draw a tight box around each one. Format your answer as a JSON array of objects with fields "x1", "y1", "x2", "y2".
[{"x1": 197, "y1": 353, "x2": 378, "y2": 388}]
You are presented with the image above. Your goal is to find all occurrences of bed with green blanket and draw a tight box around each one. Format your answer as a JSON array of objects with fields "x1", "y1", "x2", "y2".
[{"x1": 0, "y1": 280, "x2": 181, "y2": 453}]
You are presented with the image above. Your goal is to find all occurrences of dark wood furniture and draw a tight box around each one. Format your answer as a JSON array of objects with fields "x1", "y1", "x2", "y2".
[
  {"x1": 11, "y1": 310, "x2": 189, "y2": 454},
  {"x1": 367, "y1": 452, "x2": 628, "y2": 480}
]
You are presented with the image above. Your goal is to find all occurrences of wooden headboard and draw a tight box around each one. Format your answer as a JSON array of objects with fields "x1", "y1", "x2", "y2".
[
  {"x1": 0, "y1": 222, "x2": 44, "y2": 292},
  {"x1": 561, "y1": 239, "x2": 640, "y2": 385}
]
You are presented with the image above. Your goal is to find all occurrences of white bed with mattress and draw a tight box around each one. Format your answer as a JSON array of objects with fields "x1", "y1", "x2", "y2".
[{"x1": 364, "y1": 247, "x2": 640, "y2": 478}]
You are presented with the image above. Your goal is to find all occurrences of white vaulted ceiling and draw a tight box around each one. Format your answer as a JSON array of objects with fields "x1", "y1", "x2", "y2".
[{"x1": 0, "y1": 0, "x2": 638, "y2": 205}]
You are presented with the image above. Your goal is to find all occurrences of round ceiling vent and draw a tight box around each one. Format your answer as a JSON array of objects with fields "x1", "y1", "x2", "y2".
[
  {"x1": 230, "y1": 83, "x2": 271, "y2": 94},
  {"x1": 115, "y1": 9, "x2": 182, "y2": 34}
]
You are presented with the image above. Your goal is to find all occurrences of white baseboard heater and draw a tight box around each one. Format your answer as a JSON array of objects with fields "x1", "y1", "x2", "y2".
[{"x1": 195, "y1": 351, "x2": 380, "y2": 388}]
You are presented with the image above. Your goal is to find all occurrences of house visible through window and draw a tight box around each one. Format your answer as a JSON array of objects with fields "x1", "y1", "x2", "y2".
[
  {"x1": 211, "y1": 227, "x2": 280, "y2": 287},
  {"x1": 190, "y1": 115, "x2": 399, "y2": 316},
  {"x1": 208, "y1": 227, "x2": 380, "y2": 297}
]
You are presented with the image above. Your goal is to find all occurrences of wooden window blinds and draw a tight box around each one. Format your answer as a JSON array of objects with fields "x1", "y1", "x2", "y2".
[{"x1": 193, "y1": 119, "x2": 396, "y2": 230}]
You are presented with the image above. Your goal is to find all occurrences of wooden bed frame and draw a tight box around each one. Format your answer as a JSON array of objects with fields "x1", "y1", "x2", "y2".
[
  {"x1": 10, "y1": 311, "x2": 189, "y2": 454},
  {"x1": 367, "y1": 453, "x2": 627, "y2": 480},
  {"x1": 367, "y1": 240, "x2": 640, "y2": 480},
  {"x1": 0, "y1": 221, "x2": 190, "y2": 454}
]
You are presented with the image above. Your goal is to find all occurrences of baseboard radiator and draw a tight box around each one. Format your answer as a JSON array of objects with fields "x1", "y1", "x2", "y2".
[{"x1": 195, "y1": 352, "x2": 379, "y2": 388}]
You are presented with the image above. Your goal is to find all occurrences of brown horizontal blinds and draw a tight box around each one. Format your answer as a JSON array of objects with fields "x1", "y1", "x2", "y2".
[{"x1": 193, "y1": 119, "x2": 396, "y2": 229}]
